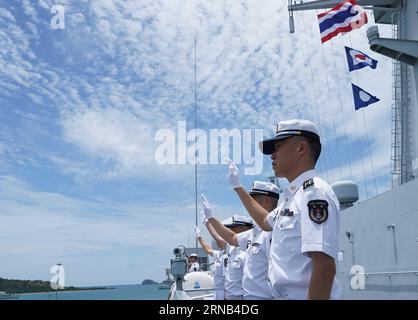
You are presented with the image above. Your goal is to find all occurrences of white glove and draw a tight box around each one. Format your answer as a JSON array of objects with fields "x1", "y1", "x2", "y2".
[
  {"x1": 195, "y1": 226, "x2": 201, "y2": 239},
  {"x1": 225, "y1": 157, "x2": 241, "y2": 189},
  {"x1": 201, "y1": 193, "x2": 213, "y2": 220},
  {"x1": 200, "y1": 210, "x2": 208, "y2": 225}
]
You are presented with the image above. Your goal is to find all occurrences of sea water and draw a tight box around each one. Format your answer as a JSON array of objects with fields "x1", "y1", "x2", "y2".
[{"x1": 18, "y1": 284, "x2": 169, "y2": 300}]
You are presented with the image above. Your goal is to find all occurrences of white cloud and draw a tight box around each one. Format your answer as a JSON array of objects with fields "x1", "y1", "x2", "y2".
[
  {"x1": 22, "y1": 0, "x2": 38, "y2": 20},
  {"x1": 0, "y1": 7, "x2": 15, "y2": 22},
  {"x1": 61, "y1": 108, "x2": 154, "y2": 176},
  {"x1": 321, "y1": 134, "x2": 391, "y2": 192},
  {"x1": 0, "y1": 1, "x2": 395, "y2": 184},
  {"x1": 0, "y1": 174, "x2": 245, "y2": 284}
]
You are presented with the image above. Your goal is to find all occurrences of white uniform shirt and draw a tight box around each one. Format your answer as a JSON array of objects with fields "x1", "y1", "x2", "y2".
[
  {"x1": 237, "y1": 226, "x2": 273, "y2": 300},
  {"x1": 224, "y1": 244, "x2": 246, "y2": 298},
  {"x1": 188, "y1": 261, "x2": 200, "y2": 273},
  {"x1": 266, "y1": 169, "x2": 341, "y2": 300},
  {"x1": 212, "y1": 250, "x2": 226, "y2": 291}
]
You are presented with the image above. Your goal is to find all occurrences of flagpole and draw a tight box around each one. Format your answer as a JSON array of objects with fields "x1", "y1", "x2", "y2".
[{"x1": 194, "y1": 35, "x2": 198, "y2": 251}]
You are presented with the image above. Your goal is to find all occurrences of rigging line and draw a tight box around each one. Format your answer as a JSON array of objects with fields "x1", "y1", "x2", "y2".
[
  {"x1": 300, "y1": 12, "x2": 326, "y2": 179},
  {"x1": 194, "y1": 36, "x2": 198, "y2": 250},
  {"x1": 346, "y1": 35, "x2": 370, "y2": 198},
  {"x1": 361, "y1": 96, "x2": 379, "y2": 194},
  {"x1": 315, "y1": 9, "x2": 344, "y2": 182},
  {"x1": 348, "y1": 34, "x2": 379, "y2": 196},
  {"x1": 320, "y1": 43, "x2": 344, "y2": 181},
  {"x1": 330, "y1": 39, "x2": 354, "y2": 180},
  {"x1": 301, "y1": 12, "x2": 330, "y2": 182}
]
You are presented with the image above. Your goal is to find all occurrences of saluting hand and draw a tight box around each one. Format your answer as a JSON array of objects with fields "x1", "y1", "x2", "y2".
[
  {"x1": 225, "y1": 157, "x2": 241, "y2": 189},
  {"x1": 200, "y1": 210, "x2": 208, "y2": 225},
  {"x1": 201, "y1": 193, "x2": 213, "y2": 220},
  {"x1": 195, "y1": 226, "x2": 201, "y2": 239}
]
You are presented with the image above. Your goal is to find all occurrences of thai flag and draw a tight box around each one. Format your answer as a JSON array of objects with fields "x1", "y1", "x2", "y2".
[
  {"x1": 345, "y1": 46, "x2": 378, "y2": 71},
  {"x1": 318, "y1": 0, "x2": 368, "y2": 43}
]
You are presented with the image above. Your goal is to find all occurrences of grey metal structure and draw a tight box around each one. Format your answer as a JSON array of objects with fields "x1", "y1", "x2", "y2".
[
  {"x1": 338, "y1": 178, "x2": 418, "y2": 299},
  {"x1": 288, "y1": 0, "x2": 418, "y2": 299}
]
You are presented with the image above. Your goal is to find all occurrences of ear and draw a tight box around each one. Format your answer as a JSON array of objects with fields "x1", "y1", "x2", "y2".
[{"x1": 297, "y1": 140, "x2": 309, "y2": 156}]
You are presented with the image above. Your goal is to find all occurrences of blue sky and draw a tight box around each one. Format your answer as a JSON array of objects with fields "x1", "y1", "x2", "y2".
[{"x1": 0, "y1": 0, "x2": 394, "y2": 286}]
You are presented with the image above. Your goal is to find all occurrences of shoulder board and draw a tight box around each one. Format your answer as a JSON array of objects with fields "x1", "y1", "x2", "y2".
[{"x1": 303, "y1": 178, "x2": 314, "y2": 190}]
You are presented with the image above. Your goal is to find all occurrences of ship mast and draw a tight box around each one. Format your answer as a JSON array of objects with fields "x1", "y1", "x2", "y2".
[
  {"x1": 288, "y1": 0, "x2": 418, "y2": 186},
  {"x1": 194, "y1": 36, "x2": 198, "y2": 250}
]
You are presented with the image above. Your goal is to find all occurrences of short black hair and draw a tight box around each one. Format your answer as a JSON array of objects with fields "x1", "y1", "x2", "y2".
[
  {"x1": 251, "y1": 193, "x2": 279, "y2": 208},
  {"x1": 297, "y1": 136, "x2": 321, "y2": 164}
]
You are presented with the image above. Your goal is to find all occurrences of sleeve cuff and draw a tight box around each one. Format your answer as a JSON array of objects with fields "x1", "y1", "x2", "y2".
[
  {"x1": 266, "y1": 214, "x2": 275, "y2": 229},
  {"x1": 301, "y1": 243, "x2": 337, "y2": 260},
  {"x1": 236, "y1": 233, "x2": 248, "y2": 251}
]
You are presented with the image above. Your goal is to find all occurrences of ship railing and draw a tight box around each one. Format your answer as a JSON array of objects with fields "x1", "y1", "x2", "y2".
[
  {"x1": 183, "y1": 287, "x2": 214, "y2": 293},
  {"x1": 188, "y1": 293, "x2": 214, "y2": 300},
  {"x1": 183, "y1": 287, "x2": 214, "y2": 300},
  {"x1": 346, "y1": 270, "x2": 418, "y2": 278}
]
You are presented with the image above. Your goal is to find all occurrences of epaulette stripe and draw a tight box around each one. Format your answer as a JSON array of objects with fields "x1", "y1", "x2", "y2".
[{"x1": 303, "y1": 178, "x2": 314, "y2": 190}]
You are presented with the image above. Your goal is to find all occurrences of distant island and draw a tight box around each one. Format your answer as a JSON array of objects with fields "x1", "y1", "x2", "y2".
[
  {"x1": 141, "y1": 279, "x2": 158, "y2": 285},
  {"x1": 0, "y1": 278, "x2": 113, "y2": 294}
]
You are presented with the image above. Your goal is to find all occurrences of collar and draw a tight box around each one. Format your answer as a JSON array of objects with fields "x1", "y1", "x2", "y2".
[
  {"x1": 253, "y1": 224, "x2": 262, "y2": 232},
  {"x1": 287, "y1": 169, "x2": 316, "y2": 194}
]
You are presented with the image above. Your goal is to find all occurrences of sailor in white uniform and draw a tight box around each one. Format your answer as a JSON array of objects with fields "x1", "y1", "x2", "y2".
[
  {"x1": 226, "y1": 119, "x2": 341, "y2": 300},
  {"x1": 211, "y1": 250, "x2": 228, "y2": 300},
  {"x1": 222, "y1": 217, "x2": 252, "y2": 301},
  {"x1": 206, "y1": 181, "x2": 280, "y2": 300},
  {"x1": 201, "y1": 195, "x2": 253, "y2": 300},
  {"x1": 188, "y1": 253, "x2": 200, "y2": 273},
  {"x1": 195, "y1": 225, "x2": 227, "y2": 300},
  {"x1": 242, "y1": 230, "x2": 272, "y2": 299}
]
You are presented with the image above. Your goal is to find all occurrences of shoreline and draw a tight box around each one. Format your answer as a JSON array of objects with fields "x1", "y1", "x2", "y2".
[{"x1": 17, "y1": 288, "x2": 114, "y2": 296}]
